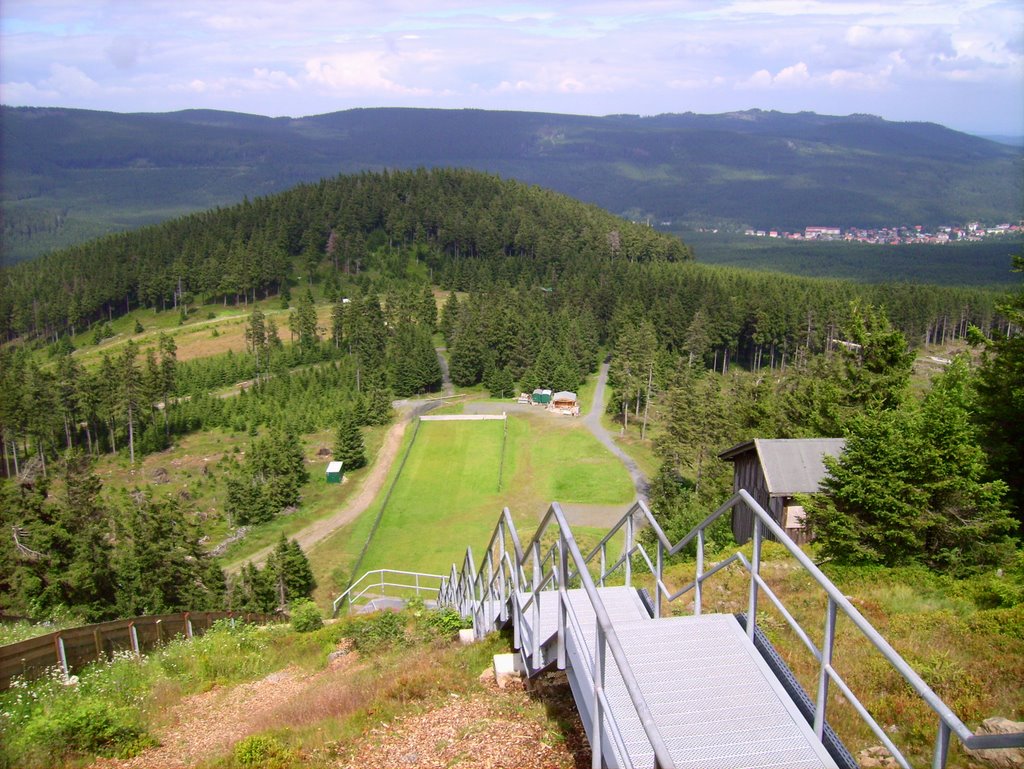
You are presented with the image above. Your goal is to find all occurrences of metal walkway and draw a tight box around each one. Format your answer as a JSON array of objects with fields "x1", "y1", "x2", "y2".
[
  {"x1": 430, "y1": 493, "x2": 1024, "y2": 769},
  {"x1": 333, "y1": 494, "x2": 1024, "y2": 767},
  {"x1": 518, "y1": 586, "x2": 837, "y2": 768}
]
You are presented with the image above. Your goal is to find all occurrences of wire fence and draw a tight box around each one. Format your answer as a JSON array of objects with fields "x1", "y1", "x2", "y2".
[{"x1": 0, "y1": 610, "x2": 278, "y2": 690}]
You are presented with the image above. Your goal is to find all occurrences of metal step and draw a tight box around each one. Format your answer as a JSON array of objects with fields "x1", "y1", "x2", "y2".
[{"x1": 520, "y1": 587, "x2": 837, "y2": 769}]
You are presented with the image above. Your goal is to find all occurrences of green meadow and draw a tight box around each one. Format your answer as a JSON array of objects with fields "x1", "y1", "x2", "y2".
[{"x1": 310, "y1": 410, "x2": 636, "y2": 603}]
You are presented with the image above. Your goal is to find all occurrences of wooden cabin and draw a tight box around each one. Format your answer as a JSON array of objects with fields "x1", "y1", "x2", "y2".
[
  {"x1": 718, "y1": 438, "x2": 845, "y2": 545},
  {"x1": 550, "y1": 391, "x2": 579, "y2": 416}
]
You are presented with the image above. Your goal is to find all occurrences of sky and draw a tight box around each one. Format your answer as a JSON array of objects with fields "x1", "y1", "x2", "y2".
[{"x1": 2, "y1": 1, "x2": 1023, "y2": 137}]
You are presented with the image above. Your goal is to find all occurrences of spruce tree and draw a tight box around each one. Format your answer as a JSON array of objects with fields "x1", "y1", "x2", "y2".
[{"x1": 334, "y1": 410, "x2": 367, "y2": 471}]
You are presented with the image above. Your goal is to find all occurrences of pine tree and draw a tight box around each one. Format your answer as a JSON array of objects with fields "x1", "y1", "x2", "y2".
[
  {"x1": 267, "y1": 534, "x2": 316, "y2": 608},
  {"x1": 334, "y1": 410, "x2": 367, "y2": 470},
  {"x1": 805, "y1": 357, "x2": 1016, "y2": 575}
]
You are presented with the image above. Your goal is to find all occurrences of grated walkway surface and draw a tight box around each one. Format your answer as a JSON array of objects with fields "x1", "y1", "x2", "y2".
[{"x1": 516, "y1": 587, "x2": 837, "y2": 769}]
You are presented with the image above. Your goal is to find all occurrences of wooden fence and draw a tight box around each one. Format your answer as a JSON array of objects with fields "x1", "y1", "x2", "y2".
[{"x1": 0, "y1": 611, "x2": 278, "y2": 690}]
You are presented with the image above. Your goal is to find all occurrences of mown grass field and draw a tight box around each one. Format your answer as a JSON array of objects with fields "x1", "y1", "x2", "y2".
[{"x1": 310, "y1": 410, "x2": 636, "y2": 606}]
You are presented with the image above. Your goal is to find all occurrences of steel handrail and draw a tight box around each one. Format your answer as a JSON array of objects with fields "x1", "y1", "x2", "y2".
[
  {"x1": 331, "y1": 568, "x2": 446, "y2": 615},
  {"x1": 590, "y1": 490, "x2": 1024, "y2": 765},
  {"x1": 513, "y1": 503, "x2": 676, "y2": 769},
  {"x1": 438, "y1": 492, "x2": 1024, "y2": 768}
]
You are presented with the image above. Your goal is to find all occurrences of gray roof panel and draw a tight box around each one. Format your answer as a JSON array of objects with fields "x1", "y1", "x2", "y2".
[{"x1": 754, "y1": 438, "x2": 846, "y2": 496}]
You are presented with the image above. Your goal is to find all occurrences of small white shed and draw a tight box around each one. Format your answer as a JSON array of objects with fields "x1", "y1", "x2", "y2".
[{"x1": 326, "y1": 461, "x2": 344, "y2": 484}]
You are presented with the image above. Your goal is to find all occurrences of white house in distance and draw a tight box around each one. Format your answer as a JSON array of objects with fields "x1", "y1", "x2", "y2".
[{"x1": 718, "y1": 438, "x2": 846, "y2": 545}]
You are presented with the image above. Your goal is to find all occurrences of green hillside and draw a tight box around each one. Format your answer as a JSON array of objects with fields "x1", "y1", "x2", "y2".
[{"x1": 3, "y1": 106, "x2": 1021, "y2": 264}]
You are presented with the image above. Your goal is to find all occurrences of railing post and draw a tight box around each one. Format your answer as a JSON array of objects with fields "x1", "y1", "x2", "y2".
[
  {"x1": 498, "y1": 550, "x2": 508, "y2": 623},
  {"x1": 814, "y1": 597, "x2": 837, "y2": 738},
  {"x1": 695, "y1": 529, "x2": 704, "y2": 617},
  {"x1": 933, "y1": 720, "x2": 951, "y2": 769},
  {"x1": 747, "y1": 518, "x2": 762, "y2": 641},
  {"x1": 655, "y1": 539, "x2": 663, "y2": 619},
  {"x1": 558, "y1": 532, "x2": 568, "y2": 670},
  {"x1": 624, "y1": 512, "x2": 633, "y2": 587},
  {"x1": 592, "y1": 621, "x2": 606, "y2": 769},
  {"x1": 532, "y1": 541, "x2": 542, "y2": 664}
]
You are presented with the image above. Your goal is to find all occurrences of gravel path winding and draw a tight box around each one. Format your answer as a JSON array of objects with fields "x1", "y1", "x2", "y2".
[{"x1": 582, "y1": 361, "x2": 649, "y2": 502}]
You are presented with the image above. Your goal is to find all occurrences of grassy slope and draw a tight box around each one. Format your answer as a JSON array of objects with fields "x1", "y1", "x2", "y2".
[{"x1": 311, "y1": 410, "x2": 636, "y2": 604}]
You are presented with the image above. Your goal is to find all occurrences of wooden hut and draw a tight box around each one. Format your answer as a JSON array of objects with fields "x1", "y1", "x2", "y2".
[
  {"x1": 550, "y1": 391, "x2": 579, "y2": 416},
  {"x1": 718, "y1": 438, "x2": 845, "y2": 545}
]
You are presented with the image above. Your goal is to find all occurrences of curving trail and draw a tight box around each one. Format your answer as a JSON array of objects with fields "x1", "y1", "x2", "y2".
[
  {"x1": 581, "y1": 361, "x2": 649, "y2": 502},
  {"x1": 226, "y1": 415, "x2": 410, "y2": 571}
]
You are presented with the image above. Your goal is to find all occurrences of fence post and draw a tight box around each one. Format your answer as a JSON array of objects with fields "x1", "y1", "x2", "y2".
[
  {"x1": 185, "y1": 612, "x2": 194, "y2": 639},
  {"x1": 655, "y1": 540, "x2": 663, "y2": 619},
  {"x1": 557, "y1": 532, "x2": 568, "y2": 670},
  {"x1": 156, "y1": 619, "x2": 163, "y2": 645},
  {"x1": 129, "y1": 622, "x2": 140, "y2": 658},
  {"x1": 54, "y1": 634, "x2": 69, "y2": 680},
  {"x1": 93, "y1": 629, "x2": 103, "y2": 661},
  {"x1": 933, "y1": 720, "x2": 951, "y2": 769}
]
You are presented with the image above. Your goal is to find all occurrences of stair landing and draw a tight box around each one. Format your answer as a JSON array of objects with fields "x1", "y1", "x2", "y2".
[{"x1": 518, "y1": 587, "x2": 837, "y2": 769}]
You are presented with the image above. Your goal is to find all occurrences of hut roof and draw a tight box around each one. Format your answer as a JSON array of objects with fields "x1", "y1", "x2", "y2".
[
  {"x1": 718, "y1": 438, "x2": 845, "y2": 496},
  {"x1": 326, "y1": 461, "x2": 344, "y2": 473},
  {"x1": 551, "y1": 391, "x2": 577, "y2": 402}
]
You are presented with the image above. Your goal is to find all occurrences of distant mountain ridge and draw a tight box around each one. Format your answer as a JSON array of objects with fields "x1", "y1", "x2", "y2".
[{"x1": 2, "y1": 105, "x2": 1021, "y2": 262}]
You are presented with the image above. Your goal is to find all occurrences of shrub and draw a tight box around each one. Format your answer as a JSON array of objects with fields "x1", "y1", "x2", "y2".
[
  {"x1": 233, "y1": 734, "x2": 290, "y2": 767},
  {"x1": 344, "y1": 610, "x2": 406, "y2": 652},
  {"x1": 20, "y1": 699, "x2": 153, "y2": 761},
  {"x1": 423, "y1": 607, "x2": 471, "y2": 637},
  {"x1": 290, "y1": 599, "x2": 323, "y2": 633}
]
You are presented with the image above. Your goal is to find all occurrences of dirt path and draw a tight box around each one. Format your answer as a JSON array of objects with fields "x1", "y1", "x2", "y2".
[
  {"x1": 582, "y1": 362, "x2": 649, "y2": 502},
  {"x1": 228, "y1": 415, "x2": 410, "y2": 571},
  {"x1": 436, "y1": 346, "x2": 455, "y2": 396},
  {"x1": 95, "y1": 666, "x2": 314, "y2": 769}
]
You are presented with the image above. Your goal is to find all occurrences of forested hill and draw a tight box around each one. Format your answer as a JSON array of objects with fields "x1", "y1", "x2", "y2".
[
  {"x1": 3, "y1": 106, "x2": 1021, "y2": 261},
  {"x1": 0, "y1": 168, "x2": 688, "y2": 341}
]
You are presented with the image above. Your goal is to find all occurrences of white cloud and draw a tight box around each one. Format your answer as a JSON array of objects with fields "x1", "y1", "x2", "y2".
[
  {"x1": 42, "y1": 63, "x2": 99, "y2": 94},
  {"x1": 0, "y1": 0, "x2": 1020, "y2": 133},
  {"x1": 304, "y1": 52, "x2": 430, "y2": 95}
]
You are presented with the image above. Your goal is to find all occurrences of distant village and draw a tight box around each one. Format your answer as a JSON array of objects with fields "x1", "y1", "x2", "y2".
[{"x1": 742, "y1": 221, "x2": 1022, "y2": 245}]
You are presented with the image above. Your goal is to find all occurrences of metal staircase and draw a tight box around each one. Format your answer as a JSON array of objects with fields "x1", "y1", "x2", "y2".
[{"x1": 433, "y1": 491, "x2": 1024, "y2": 769}]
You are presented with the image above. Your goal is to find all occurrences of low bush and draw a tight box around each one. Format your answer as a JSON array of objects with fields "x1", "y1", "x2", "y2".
[
  {"x1": 290, "y1": 599, "x2": 323, "y2": 633},
  {"x1": 343, "y1": 610, "x2": 407, "y2": 652},
  {"x1": 233, "y1": 734, "x2": 291, "y2": 767}
]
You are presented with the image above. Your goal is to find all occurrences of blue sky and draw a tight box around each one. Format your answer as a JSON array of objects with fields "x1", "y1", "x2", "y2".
[{"x1": 2, "y1": 1, "x2": 1022, "y2": 136}]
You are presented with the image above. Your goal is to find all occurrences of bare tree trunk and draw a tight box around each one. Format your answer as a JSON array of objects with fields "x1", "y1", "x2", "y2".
[{"x1": 127, "y1": 401, "x2": 135, "y2": 465}]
